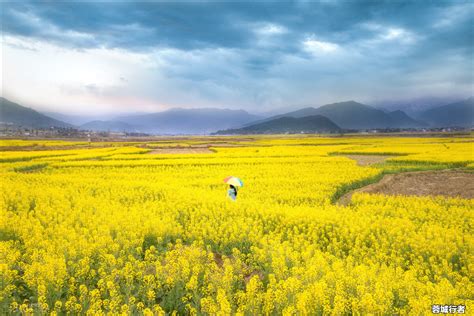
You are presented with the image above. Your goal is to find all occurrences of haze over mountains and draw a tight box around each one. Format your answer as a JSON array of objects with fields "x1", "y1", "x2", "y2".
[
  {"x1": 1, "y1": 97, "x2": 472, "y2": 135},
  {"x1": 43, "y1": 112, "x2": 112, "y2": 126},
  {"x1": 417, "y1": 98, "x2": 474, "y2": 128},
  {"x1": 115, "y1": 108, "x2": 261, "y2": 134},
  {"x1": 79, "y1": 120, "x2": 136, "y2": 133}
]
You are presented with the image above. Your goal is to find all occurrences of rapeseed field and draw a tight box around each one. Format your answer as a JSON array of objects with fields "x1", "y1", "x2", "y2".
[{"x1": 1, "y1": 136, "x2": 472, "y2": 315}]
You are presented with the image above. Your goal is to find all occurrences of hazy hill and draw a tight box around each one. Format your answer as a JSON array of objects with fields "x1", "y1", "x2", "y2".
[
  {"x1": 387, "y1": 110, "x2": 426, "y2": 128},
  {"x1": 248, "y1": 101, "x2": 424, "y2": 130},
  {"x1": 312, "y1": 101, "x2": 394, "y2": 129},
  {"x1": 215, "y1": 115, "x2": 341, "y2": 134},
  {"x1": 80, "y1": 120, "x2": 136, "y2": 132},
  {"x1": 43, "y1": 112, "x2": 110, "y2": 126},
  {"x1": 0, "y1": 97, "x2": 72, "y2": 128},
  {"x1": 118, "y1": 108, "x2": 261, "y2": 134},
  {"x1": 418, "y1": 97, "x2": 474, "y2": 127}
]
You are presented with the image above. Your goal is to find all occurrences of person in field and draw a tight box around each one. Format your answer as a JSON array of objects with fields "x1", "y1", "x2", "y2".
[
  {"x1": 223, "y1": 176, "x2": 243, "y2": 201},
  {"x1": 227, "y1": 184, "x2": 238, "y2": 201}
]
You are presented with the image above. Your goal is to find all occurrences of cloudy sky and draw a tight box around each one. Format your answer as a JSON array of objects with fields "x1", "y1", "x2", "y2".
[{"x1": 1, "y1": 1, "x2": 473, "y2": 115}]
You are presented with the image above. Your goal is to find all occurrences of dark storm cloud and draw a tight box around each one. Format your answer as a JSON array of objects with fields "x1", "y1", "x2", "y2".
[
  {"x1": 3, "y1": 1, "x2": 471, "y2": 51},
  {"x1": 2, "y1": 0, "x2": 473, "y2": 112}
]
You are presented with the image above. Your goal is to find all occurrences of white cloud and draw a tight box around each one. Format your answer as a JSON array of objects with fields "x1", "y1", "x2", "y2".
[
  {"x1": 381, "y1": 27, "x2": 415, "y2": 44},
  {"x1": 361, "y1": 23, "x2": 417, "y2": 45},
  {"x1": 302, "y1": 36, "x2": 339, "y2": 54},
  {"x1": 255, "y1": 23, "x2": 288, "y2": 36},
  {"x1": 252, "y1": 23, "x2": 288, "y2": 48},
  {"x1": 382, "y1": 28, "x2": 404, "y2": 40}
]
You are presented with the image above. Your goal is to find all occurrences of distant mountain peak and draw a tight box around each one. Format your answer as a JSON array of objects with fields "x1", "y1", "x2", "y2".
[
  {"x1": 318, "y1": 100, "x2": 370, "y2": 108},
  {"x1": 0, "y1": 97, "x2": 72, "y2": 128},
  {"x1": 215, "y1": 114, "x2": 341, "y2": 135}
]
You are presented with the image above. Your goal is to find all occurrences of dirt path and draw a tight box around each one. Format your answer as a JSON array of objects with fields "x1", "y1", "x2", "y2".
[
  {"x1": 338, "y1": 170, "x2": 474, "y2": 205},
  {"x1": 343, "y1": 154, "x2": 391, "y2": 166}
]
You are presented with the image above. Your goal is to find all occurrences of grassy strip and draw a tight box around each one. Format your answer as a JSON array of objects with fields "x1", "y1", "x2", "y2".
[
  {"x1": 0, "y1": 154, "x2": 74, "y2": 163},
  {"x1": 388, "y1": 159, "x2": 469, "y2": 169},
  {"x1": 331, "y1": 172, "x2": 384, "y2": 204},
  {"x1": 13, "y1": 163, "x2": 49, "y2": 173},
  {"x1": 329, "y1": 151, "x2": 407, "y2": 156}
]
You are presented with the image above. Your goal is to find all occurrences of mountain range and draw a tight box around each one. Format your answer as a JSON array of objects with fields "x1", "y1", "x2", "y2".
[
  {"x1": 0, "y1": 97, "x2": 472, "y2": 134},
  {"x1": 417, "y1": 97, "x2": 473, "y2": 128},
  {"x1": 247, "y1": 101, "x2": 427, "y2": 130}
]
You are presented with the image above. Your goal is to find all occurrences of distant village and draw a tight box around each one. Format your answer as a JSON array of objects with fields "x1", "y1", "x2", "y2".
[{"x1": 0, "y1": 124, "x2": 149, "y2": 139}]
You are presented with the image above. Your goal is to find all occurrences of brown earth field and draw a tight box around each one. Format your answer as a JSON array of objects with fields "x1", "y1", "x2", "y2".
[
  {"x1": 338, "y1": 170, "x2": 474, "y2": 205},
  {"x1": 343, "y1": 154, "x2": 392, "y2": 166}
]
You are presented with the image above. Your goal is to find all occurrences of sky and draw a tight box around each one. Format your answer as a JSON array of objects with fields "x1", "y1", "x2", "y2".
[{"x1": 1, "y1": 0, "x2": 473, "y2": 115}]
